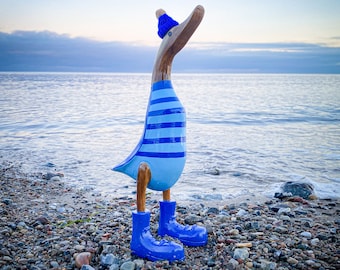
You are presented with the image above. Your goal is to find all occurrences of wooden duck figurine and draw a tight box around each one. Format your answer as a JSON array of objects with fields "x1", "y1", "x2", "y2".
[{"x1": 113, "y1": 5, "x2": 206, "y2": 262}]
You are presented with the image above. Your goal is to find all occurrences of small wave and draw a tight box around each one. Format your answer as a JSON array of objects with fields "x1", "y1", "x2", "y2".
[
  {"x1": 190, "y1": 114, "x2": 340, "y2": 126},
  {"x1": 324, "y1": 154, "x2": 340, "y2": 161}
]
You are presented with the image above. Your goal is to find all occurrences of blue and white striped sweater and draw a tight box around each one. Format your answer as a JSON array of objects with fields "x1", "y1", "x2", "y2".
[{"x1": 113, "y1": 80, "x2": 186, "y2": 191}]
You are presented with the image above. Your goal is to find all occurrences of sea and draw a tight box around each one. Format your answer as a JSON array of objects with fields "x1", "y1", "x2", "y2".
[{"x1": 0, "y1": 72, "x2": 339, "y2": 205}]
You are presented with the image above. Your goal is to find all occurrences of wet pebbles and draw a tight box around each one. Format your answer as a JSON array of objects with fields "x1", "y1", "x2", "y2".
[{"x1": 0, "y1": 164, "x2": 339, "y2": 269}]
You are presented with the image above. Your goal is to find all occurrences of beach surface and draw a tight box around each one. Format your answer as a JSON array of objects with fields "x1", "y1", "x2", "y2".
[{"x1": 0, "y1": 162, "x2": 339, "y2": 269}]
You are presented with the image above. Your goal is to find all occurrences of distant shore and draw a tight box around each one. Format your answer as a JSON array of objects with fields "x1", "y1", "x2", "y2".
[{"x1": 0, "y1": 162, "x2": 339, "y2": 269}]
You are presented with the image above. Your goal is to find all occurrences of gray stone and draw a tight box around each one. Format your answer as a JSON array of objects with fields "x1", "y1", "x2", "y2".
[
  {"x1": 0, "y1": 248, "x2": 11, "y2": 256},
  {"x1": 18, "y1": 258, "x2": 28, "y2": 264},
  {"x1": 184, "y1": 214, "x2": 203, "y2": 225},
  {"x1": 278, "y1": 207, "x2": 291, "y2": 215},
  {"x1": 287, "y1": 257, "x2": 299, "y2": 265},
  {"x1": 74, "y1": 244, "x2": 85, "y2": 251},
  {"x1": 229, "y1": 229, "x2": 239, "y2": 235},
  {"x1": 236, "y1": 209, "x2": 248, "y2": 217},
  {"x1": 120, "y1": 261, "x2": 135, "y2": 270},
  {"x1": 226, "y1": 258, "x2": 239, "y2": 269},
  {"x1": 281, "y1": 181, "x2": 314, "y2": 199},
  {"x1": 133, "y1": 259, "x2": 144, "y2": 269},
  {"x1": 50, "y1": 261, "x2": 59, "y2": 268},
  {"x1": 300, "y1": 231, "x2": 312, "y2": 239},
  {"x1": 2, "y1": 256, "x2": 12, "y2": 262},
  {"x1": 57, "y1": 206, "x2": 66, "y2": 213},
  {"x1": 310, "y1": 238, "x2": 320, "y2": 246},
  {"x1": 305, "y1": 259, "x2": 318, "y2": 267},
  {"x1": 274, "y1": 226, "x2": 288, "y2": 234},
  {"x1": 280, "y1": 215, "x2": 291, "y2": 222},
  {"x1": 109, "y1": 264, "x2": 119, "y2": 270},
  {"x1": 101, "y1": 253, "x2": 119, "y2": 267},
  {"x1": 17, "y1": 221, "x2": 28, "y2": 229},
  {"x1": 300, "y1": 218, "x2": 313, "y2": 227},
  {"x1": 233, "y1": 248, "x2": 249, "y2": 260},
  {"x1": 260, "y1": 259, "x2": 277, "y2": 270},
  {"x1": 206, "y1": 207, "x2": 219, "y2": 214}
]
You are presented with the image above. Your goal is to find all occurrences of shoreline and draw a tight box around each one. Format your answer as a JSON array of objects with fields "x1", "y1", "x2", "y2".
[{"x1": 1, "y1": 163, "x2": 339, "y2": 269}]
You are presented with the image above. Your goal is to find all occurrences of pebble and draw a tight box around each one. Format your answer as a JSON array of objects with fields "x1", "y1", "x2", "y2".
[
  {"x1": 281, "y1": 181, "x2": 315, "y2": 199},
  {"x1": 133, "y1": 259, "x2": 144, "y2": 268},
  {"x1": 109, "y1": 265, "x2": 119, "y2": 270},
  {"x1": 274, "y1": 226, "x2": 288, "y2": 234},
  {"x1": 0, "y1": 248, "x2": 10, "y2": 256},
  {"x1": 228, "y1": 229, "x2": 239, "y2": 235},
  {"x1": 18, "y1": 258, "x2": 28, "y2": 264},
  {"x1": 74, "y1": 244, "x2": 86, "y2": 251},
  {"x1": 206, "y1": 207, "x2": 219, "y2": 214},
  {"x1": 75, "y1": 252, "x2": 92, "y2": 268},
  {"x1": 287, "y1": 257, "x2": 299, "y2": 265},
  {"x1": 0, "y1": 164, "x2": 339, "y2": 270},
  {"x1": 101, "y1": 253, "x2": 119, "y2": 267},
  {"x1": 120, "y1": 261, "x2": 136, "y2": 270},
  {"x1": 184, "y1": 214, "x2": 203, "y2": 225},
  {"x1": 310, "y1": 238, "x2": 320, "y2": 246},
  {"x1": 278, "y1": 207, "x2": 291, "y2": 215},
  {"x1": 235, "y1": 242, "x2": 252, "y2": 248},
  {"x1": 227, "y1": 258, "x2": 239, "y2": 269},
  {"x1": 2, "y1": 256, "x2": 12, "y2": 262},
  {"x1": 236, "y1": 209, "x2": 248, "y2": 216},
  {"x1": 233, "y1": 248, "x2": 249, "y2": 260},
  {"x1": 50, "y1": 261, "x2": 59, "y2": 268},
  {"x1": 259, "y1": 259, "x2": 277, "y2": 269},
  {"x1": 300, "y1": 231, "x2": 312, "y2": 239}
]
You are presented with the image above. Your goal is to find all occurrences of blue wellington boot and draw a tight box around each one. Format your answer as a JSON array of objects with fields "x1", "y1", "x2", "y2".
[
  {"x1": 131, "y1": 211, "x2": 185, "y2": 262},
  {"x1": 158, "y1": 201, "x2": 208, "y2": 247}
]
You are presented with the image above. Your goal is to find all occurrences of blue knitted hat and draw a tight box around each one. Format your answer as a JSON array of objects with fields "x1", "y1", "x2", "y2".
[{"x1": 157, "y1": 14, "x2": 179, "y2": 38}]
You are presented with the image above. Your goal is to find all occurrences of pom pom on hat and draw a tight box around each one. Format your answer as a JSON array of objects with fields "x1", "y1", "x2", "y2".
[{"x1": 157, "y1": 14, "x2": 179, "y2": 38}]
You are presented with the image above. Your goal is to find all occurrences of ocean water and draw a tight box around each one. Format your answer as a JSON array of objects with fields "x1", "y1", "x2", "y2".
[{"x1": 0, "y1": 72, "x2": 339, "y2": 205}]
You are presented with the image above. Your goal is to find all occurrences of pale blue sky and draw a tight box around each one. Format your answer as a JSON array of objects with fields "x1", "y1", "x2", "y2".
[{"x1": 1, "y1": 0, "x2": 340, "y2": 46}]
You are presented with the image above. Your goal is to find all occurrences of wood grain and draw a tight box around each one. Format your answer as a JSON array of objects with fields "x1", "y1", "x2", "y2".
[
  {"x1": 152, "y1": 5, "x2": 205, "y2": 83},
  {"x1": 136, "y1": 163, "x2": 151, "y2": 212}
]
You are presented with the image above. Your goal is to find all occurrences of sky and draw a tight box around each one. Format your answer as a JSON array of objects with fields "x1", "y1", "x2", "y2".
[{"x1": 1, "y1": 0, "x2": 340, "y2": 73}]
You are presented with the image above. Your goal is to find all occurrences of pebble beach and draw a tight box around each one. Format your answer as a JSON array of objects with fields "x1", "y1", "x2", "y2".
[{"x1": 0, "y1": 162, "x2": 339, "y2": 270}]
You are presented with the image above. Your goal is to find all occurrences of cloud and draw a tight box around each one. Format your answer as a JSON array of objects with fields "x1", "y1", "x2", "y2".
[
  {"x1": 176, "y1": 42, "x2": 340, "y2": 73},
  {"x1": 1, "y1": 31, "x2": 340, "y2": 73},
  {"x1": 0, "y1": 31, "x2": 155, "y2": 72}
]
